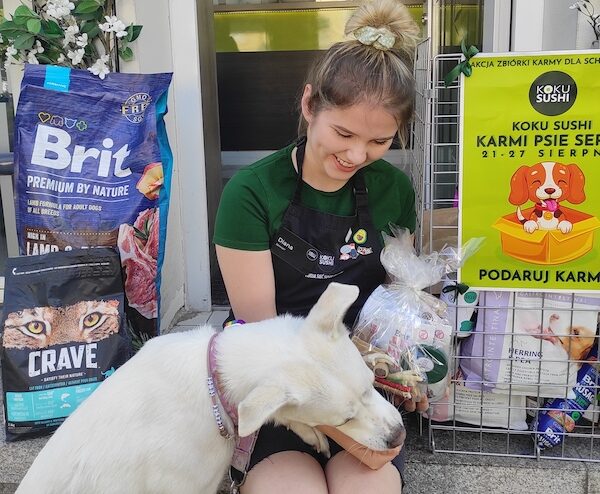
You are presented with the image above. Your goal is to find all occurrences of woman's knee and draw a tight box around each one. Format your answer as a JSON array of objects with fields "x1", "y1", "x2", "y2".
[
  {"x1": 240, "y1": 451, "x2": 329, "y2": 494},
  {"x1": 325, "y1": 452, "x2": 402, "y2": 494}
]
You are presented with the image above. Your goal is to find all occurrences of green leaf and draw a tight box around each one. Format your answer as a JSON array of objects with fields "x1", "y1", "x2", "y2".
[
  {"x1": 12, "y1": 15, "x2": 29, "y2": 26},
  {"x1": 36, "y1": 53, "x2": 55, "y2": 64},
  {"x1": 0, "y1": 30, "x2": 27, "y2": 40},
  {"x1": 14, "y1": 5, "x2": 37, "y2": 18},
  {"x1": 0, "y1": 20, "x2": 20, "y2": 31},
  {"x1": 74, "y1": 0, "x2": 102, "y2": 14},
  {"x1": 44, "y1": 47, "x2": 65, "y2": 61},
  {"x1": 13, "y1": 32, "x2": 35, "y2": 50},
  {"x1": 74, "y1": 11, "x2": 103, "y2": 21},
  {"x1": 0, "y1": 20, "x2": 28, "y2": 40},
  {"x1": 26, "y1": 19, "x2": 41, "y2": 34},
  {"x1": 42, "y1": 20, "x2": 64, "y2": 36},
  {"x1": 119, "y1": 46, "x2": 134, "y2": 62},
  {"x1": 80, "y1": 21, "x2": 101, "y2": 38},
  {"x1": 126, "y1": 24, "x2": 143, "y2": 43}
]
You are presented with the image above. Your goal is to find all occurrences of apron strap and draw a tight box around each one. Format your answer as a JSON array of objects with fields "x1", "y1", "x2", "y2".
[
  {"x1": 292, "y1": 136, "x2": 371, "y2": 224},
  {"x1": 291, "y1": 136, "x2": 307, "y2": 204},
  {"x1": 352, "y1": 172, "x2": 371, "y2": 225}
]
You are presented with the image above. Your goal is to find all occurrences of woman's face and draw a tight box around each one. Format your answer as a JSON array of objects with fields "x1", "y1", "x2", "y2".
[{"x1": 301, "y1": 85, "x2": 398, "y2": 191}]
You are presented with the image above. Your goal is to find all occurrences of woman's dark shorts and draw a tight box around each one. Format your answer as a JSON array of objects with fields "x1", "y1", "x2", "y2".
[{"x1": 231, "y1": 423, "x2": 405, "y2": 485}]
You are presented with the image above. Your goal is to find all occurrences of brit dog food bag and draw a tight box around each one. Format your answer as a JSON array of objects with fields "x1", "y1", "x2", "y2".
[
  {"x1": 1, "y1": 248, "x2": 131, "y2": 441},
  {"x1": 14, "y1": 65, "x2": 173, "y2": 340}
]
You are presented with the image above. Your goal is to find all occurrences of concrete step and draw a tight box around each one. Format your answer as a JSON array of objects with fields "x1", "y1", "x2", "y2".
[
  {"x1": 3, "y1": 414, "x2": 600, "y2": 493},
  {"x1": 402, "y1": 413, "x2": 599, "y2": 494}
]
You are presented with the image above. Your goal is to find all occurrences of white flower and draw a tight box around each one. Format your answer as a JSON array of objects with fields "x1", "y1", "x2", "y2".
[
  {"x1": 114, "y1": 20, "x2": 128, "y2": 38},
  {"x1": 67, "y1": 48, "x2": 85, "y2": 65},
  {"x1": 76, "y1": 33, "x2": 88, "y2": 48},
  {"x1": 35, "y1": 40, "x2": 45, "y2": 54},
  {"x1": 88, "y1": 54, "x2": 110, "y2": 80},
  {"x1": 57, "y1": 53, "x2": 66, "y2": 64},
  {"x1": 62, "y1": 24, "x2": 79, "y2": 47},
  {"x1": 27, "y1": 51, "x2": 39, "y2": 65},
  {"x1": 46, "y1": 0, "x2": 75, "y2": 19},
  {"x1": 5, "y1": 45, "x2": 20, "y2": 69},
  {"x1": 99, "y1": 15, "x2": 118, "y2": 32},
  {"x1": 99, "y1": 15, "x2": 128, "y2": 38}
]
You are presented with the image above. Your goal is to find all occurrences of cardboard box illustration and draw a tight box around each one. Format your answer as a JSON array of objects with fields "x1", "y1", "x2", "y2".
[{"x1": 493, "y1": 206, "x2": 600, "y2": 265}]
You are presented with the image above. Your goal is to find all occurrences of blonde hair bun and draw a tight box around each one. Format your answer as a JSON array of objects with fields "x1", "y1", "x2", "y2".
[{"x1": 345, "y1": 0, "x2": 420, "y2": 54}]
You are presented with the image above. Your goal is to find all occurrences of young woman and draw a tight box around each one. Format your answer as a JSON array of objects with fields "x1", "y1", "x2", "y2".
[{"x1": 213, "y1": 0, "x2": 426, "y2": 492}]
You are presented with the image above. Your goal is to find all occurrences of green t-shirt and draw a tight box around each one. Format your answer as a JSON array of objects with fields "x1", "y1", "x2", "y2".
[{"x1": 213, "y1": 143, "x2": 416, "y2": 251}]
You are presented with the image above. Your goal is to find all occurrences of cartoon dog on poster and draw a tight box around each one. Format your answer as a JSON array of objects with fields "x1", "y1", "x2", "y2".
[{"x1": 508, "y1": 161, "x2": 586, "y2": 233}]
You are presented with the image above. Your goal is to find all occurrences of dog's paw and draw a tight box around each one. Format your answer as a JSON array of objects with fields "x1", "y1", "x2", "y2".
[
  {"x1": 558, "y1": 221, "x2": 573, "y2": 233},
  {"x1": 524, "y1": 220, "x2": 538, "y2": 233},
  {"x1": 286, "y1": 422, "x2": 331, "y2": 457}
]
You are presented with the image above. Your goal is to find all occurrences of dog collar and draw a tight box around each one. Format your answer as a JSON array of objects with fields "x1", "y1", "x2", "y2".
[
  {"x1": 207, "y1": 332, "x2": 238, "y2": 439},
  {"x1": 207, "y1": 326, "x2": 260, "y2": 485},
  {"x1": 224, "y1": 319, "x2": 246, "y2": 328}
]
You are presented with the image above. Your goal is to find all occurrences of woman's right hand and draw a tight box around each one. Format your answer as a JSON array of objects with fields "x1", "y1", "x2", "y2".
[{"x1": 216, "y1": 246, "x2": 278, "y2": 322}]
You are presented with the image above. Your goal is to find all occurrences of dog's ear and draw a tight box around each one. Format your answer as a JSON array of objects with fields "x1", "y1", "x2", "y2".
[
  {"x1": 237, "y1": 384, "x2": 298, "y2": 437},
  {"x1": 303, "y1": 282, "x2": 359, "y2": 339},
  {"x1": 508, "y1": 165, "x2": 530, "y2": 205},
  {"x1": 565, "y1": 163, "x2": 586, "y2": 204}
]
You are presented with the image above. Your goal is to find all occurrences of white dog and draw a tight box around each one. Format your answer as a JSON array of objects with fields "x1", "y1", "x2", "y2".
[{"x1": 16, "y1": 283, "x2": 405, "y2": 494}]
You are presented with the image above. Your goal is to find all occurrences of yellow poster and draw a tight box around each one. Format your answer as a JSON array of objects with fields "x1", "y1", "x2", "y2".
[{"x1": 459, "y1": 51, "x2": 600, "y2": 292}]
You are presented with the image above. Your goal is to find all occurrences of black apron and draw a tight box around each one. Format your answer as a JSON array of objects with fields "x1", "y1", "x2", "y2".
[{"x1": 270, "y1": 138, "x2": 385, "y2": 326}]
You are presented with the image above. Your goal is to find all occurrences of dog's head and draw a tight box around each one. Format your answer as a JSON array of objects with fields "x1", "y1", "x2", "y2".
[
  {"x1": 236, "y1": 282, "x2": 405, "y2": 451},
  {"x1": 558, "y1": 325, "x2": 596, "y2": 361},
  {"x1": 508, "y1": 162, "x2": 586, "y2": 206}
]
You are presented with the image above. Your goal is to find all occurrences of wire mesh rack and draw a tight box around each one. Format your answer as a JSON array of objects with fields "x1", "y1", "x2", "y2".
[{"x1": 411, "y1": 41, "x2": 600, "y2": 463}]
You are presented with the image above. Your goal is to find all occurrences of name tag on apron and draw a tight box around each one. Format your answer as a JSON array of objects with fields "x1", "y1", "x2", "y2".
[{"x1": 271, "y1": 227, "x2": 342, "y2": 278}]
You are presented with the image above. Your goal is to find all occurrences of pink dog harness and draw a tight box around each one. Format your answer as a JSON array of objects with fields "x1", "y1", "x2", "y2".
[{"x1": 207, "y1": 324, "x2": 258, "y2": 493}]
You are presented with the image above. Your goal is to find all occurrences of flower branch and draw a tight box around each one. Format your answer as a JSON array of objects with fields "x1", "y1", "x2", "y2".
[
  {"x1": 570, "y1": 0, "x2": 600, "y2": 42},
  {"x1": 0, "y1": 0, "x2": 143, "y2": 79}
]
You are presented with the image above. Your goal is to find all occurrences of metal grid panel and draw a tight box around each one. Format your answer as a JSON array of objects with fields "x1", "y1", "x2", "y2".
[{"x1": 411, "y1": 45, "x2": 600, "y2": 462}]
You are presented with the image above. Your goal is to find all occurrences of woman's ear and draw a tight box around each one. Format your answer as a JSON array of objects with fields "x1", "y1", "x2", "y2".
[{"x1": 301, "y1": 84, "x2": 313, "y2": 124}]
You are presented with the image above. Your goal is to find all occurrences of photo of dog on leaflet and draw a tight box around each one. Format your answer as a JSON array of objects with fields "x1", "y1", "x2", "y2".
[
  {"x1": 15, "y1": 283, "x2": 406, "y2": 494},
  {"x1": 527, "y1": 313, "x2": 596, "y2": 362},
  {"x1": 508, "y1": 161, "x2": 586, "y2": 233}
]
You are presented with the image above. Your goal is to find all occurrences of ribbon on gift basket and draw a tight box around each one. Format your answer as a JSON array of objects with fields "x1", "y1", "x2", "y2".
[
  {"x1": 443, "y1": 39, "x2": 479, "y2": 87},
  {"x1": 441, "y1": 282, "x2": 470, "y2": 303}
]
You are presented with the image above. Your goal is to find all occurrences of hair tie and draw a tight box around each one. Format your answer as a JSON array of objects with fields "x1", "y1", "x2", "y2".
[{"x1": 353, "y1": 26, "x2": 396, "y2": 51}]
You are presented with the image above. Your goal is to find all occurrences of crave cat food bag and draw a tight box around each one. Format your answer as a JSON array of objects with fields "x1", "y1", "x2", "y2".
[
  {"x1": 13, "y1": 65, "x2": 173, "y2": 341},
  {"x1": 1, "y1": 248, "x2": 131, "y2": 441}
]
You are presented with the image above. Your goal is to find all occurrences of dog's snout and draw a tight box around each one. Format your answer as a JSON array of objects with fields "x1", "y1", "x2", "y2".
[
  {"x1": 544, "y1": 188, "x2": 555, "y2": 195},
  {"x1": 387, "y1": 424, "x2": 406, "y2": 449}
]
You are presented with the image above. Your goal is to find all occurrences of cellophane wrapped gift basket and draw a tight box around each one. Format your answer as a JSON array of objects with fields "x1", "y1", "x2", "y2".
[{"x1": 352, "y1": 225, "x2": 483, "y2": 403}]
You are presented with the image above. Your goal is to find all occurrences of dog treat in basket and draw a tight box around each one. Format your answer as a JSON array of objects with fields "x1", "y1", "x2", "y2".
[
  {"x1": 316, "y1": 425, "x2": 402, "y2": 470},
  {"x1": 352, "y1": 225, "x2": 483, "y2": 402}
]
